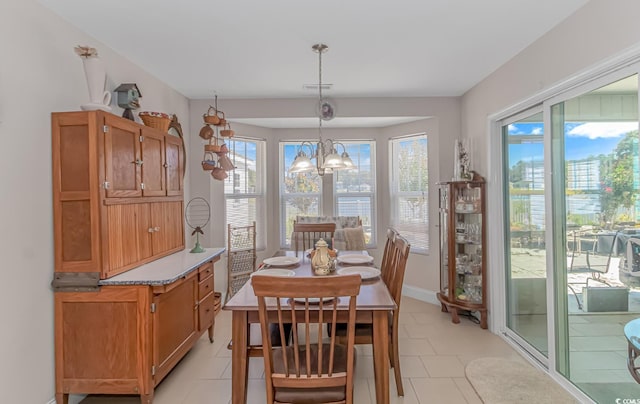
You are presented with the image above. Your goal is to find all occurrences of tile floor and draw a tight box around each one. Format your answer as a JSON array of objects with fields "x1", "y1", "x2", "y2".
[{"x1": 73, "y1": 297, "x2": 526, "y2": 404}]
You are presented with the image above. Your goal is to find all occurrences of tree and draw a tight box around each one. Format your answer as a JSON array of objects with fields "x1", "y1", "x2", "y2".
[
  {"x1": 283, "y1": 172, "x2": 321, "y2": 215},
  {"x1": 509, "y1": 160, "x2": 529, "y2": 186},
  {"x1": 599, "y1": 130, "x2": 638, "y2": 228},
  {"x1": 397, "y1": 139, "x2": 428, "y2": 192}
]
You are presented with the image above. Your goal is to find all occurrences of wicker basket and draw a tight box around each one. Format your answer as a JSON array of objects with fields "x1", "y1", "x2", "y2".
[
  {"x1": 220, "y1": 123, "x2": 235, "y2": 138},
  {"x1": 204, "y1": 137, "x2": 222, "y2": 153},
  {"x1": 202, "y1": 152, "x2": 217, "y2": 171},
  {"x1": 139, "y1": 112, "x2": 171, "y2": 132},
  {"x1": 203, "y1": 106, "x2": 220, "y2": 125}
]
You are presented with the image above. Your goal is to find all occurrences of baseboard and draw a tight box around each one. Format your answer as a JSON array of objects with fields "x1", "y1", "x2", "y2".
[{"x1": 402, "y1": 284, "x2": 439, "y2": 305}]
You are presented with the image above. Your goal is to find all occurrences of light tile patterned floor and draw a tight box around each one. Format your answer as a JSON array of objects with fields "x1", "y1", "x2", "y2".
[{"x1": 73, "y1": 297, "x2": 523, "y2": 404}]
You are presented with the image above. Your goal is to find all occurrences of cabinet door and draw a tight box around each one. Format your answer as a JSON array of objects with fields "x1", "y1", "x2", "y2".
[
  {"x1": 55, "y1": 286, "x2": 152, "y2": 397},
  {"x1": 104, "y1": 115, "x2": 142, "y2": 197},
  {"x1": 105, "y1": 203, "x2": 152, "y2": 277},
  {"x1": 150, "y1": 201, "x2": 185, "y2": 256},
  {"x1": 165, "y1": 135, "x2": 184, "y2": 196},
  {"x1": 52, "y1": 112, "x2": 101, "y2": 274},
  {"x1": 141, "y1": 129, "x2": 166, "y2": 197},
  {"x1": 152, "y1": 276, "x2": 198, "y2": 384}
]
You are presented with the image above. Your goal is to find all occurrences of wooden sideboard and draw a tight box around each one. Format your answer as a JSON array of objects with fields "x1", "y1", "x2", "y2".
[
  {"x1": 51, "y1": 111, "x2": 222, "y2": 403},
  {"x1": 54, "y1": 249, "x2": 225, "y2": 404}
]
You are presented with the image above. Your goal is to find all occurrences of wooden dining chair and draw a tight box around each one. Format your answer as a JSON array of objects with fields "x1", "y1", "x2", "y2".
[
  {"x1": 292, "y1": 222, "x2": 337, "y2": 256},
  {"x1": 252, "y1": 274, "x2": 361, "y2": 404},
  {"x1": 380, "y1": 228, "x2": 399, "y2": 286},
  {"x1": 334, "y1": 230, "x2": 411, "y2": 396}
]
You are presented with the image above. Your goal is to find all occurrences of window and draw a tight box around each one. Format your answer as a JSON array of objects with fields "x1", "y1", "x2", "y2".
[
  {"x1": 279, "y1": 140, "x2": 375, "y2": 247},
  {"x1": 224, "y1": 138, "x2": 266, "y2": 249},
  {"x1": 280, "y1": 141, "x2": 322, "y2": 247},
  {"x1": 390, "y1": 134, "x2": 428, "y2": 253},
  {"x1": 334, "y1": 141, "x2": 376, "y2": 246}
]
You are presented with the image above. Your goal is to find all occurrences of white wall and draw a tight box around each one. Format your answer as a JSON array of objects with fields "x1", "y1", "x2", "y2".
[
  {"x1": 462, "y1": 0, "x2": 640, "y2": 175},
  {"x1": 0, "y1": 1, "x2": 189, "y2": 401},
  {"x1": 189, "y1": 97, "x2": 459, "y2": 296}
]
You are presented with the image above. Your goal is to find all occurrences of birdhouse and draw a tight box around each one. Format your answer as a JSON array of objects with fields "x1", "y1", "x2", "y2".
[{"x1": 114, "y1": 83, "x2": 142, "y2": 120}]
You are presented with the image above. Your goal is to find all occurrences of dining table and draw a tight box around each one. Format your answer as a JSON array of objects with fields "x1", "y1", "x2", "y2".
[{"x1": 223, "y1": 250, "x2": 396, "y2": 404}]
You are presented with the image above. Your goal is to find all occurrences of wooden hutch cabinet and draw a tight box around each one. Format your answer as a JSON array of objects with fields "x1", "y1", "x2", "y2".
[
  {"x1": 51, "y1": 111, "x2": 222, "y2": 404},
  {"x1": 436, "y1": 175, "x2": 488, "y2": 329}
]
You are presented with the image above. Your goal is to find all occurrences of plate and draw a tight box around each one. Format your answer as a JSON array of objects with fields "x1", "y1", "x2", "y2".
[
  {"x1": 251, "y1": 269, "x2": 295, "y2": 277},
  {"x1": 336, "y1": 266, "x2": 381, "y2": 280},
  {"x1": 262, "y1": 256, "x2": 301, "y2": 267},
  {"x1": 337, "y1": 254, "x2": 374, "y2": 265},
  {"x1": 293, "y1": 297, "x2": 335, "y2": 304}
]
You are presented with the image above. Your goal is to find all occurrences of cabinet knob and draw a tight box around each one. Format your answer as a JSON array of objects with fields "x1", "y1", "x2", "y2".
[
  {"x1": 148, "y1": 228, "x2": 155, "y2": 233},
  {"x1": 132, "y1": 159, "x2": 143, "y2": 166},
  {"x1": 154, "y1": 227, "x2": 160, "y2": 232}
]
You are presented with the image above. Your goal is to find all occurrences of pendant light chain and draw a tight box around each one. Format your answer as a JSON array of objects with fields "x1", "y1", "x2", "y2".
[{"x1": 318, "y1": 45, "x2": 323, "y2": 138}]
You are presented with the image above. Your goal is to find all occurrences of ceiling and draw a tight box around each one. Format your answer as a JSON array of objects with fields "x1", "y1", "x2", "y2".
[{"x1": 40, "y1": 0, "x2": 588, "y2": 101}]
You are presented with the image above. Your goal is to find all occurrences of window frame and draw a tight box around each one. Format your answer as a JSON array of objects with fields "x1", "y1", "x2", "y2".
[
  {"x1": 389, "y1": 133, "x2": 429, "y2": 254},
  {"x1": 279, "y1": 141, "x2": 324, "y2": 248},
  {"x1": 333, "y1": 140, "x2": 377, "y2": 247},
  {"x1": 223, "y1": 137, "x2": 267, "y2": 250}
]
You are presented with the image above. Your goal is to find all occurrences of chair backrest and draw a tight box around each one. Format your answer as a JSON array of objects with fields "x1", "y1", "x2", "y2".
[
  {"x1": 568, "y1": 230, "x2": 618, "y2": 275},
  {"x1": 380, "y1": 228, "x2": 399, "y2": 286},
  {"x1": 252, "y1": 275, "x2": 361, "y2": 404},
  {"x1": 626, "y1": 238, "x2": 640, "y2": 273},
  {"x1": 385, "y1": 233, "x2": 411, "y2": 305},
  {"x1": 292, "y1": 222, "x2": 337, "y2": 256}
]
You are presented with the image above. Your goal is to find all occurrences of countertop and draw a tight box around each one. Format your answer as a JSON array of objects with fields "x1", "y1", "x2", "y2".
[{"x1": 99, "y1": 247, "x2": 225, "y2": 286}]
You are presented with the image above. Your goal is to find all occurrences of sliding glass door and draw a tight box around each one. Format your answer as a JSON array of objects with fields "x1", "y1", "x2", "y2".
[
  {"x1": 499, "y1": 67, "x2": 640, "y2": 403},
  {"x1": 550, "y1": 74, "x2": 640, "y2": 403},
  {"x1": 502, "y1": 110, "x2": 549, "y2": 360}
]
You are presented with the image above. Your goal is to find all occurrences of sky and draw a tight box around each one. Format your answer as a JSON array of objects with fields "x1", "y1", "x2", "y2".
[{"x1": 507, "y1": 121, "x2": 638, "y2": 166}]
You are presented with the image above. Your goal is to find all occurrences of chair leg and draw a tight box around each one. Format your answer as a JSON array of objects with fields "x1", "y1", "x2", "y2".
[
  {"x1": 391, "y1": 324, "x2": 404, "y2": 396},
  {"x1": 567, "y1": 284, "x2": 583, "y2": 310}
]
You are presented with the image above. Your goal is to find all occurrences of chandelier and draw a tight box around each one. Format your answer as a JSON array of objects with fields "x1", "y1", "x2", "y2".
[{"x1": 288, "y1": 43, "x2": 354, "y2": 176}]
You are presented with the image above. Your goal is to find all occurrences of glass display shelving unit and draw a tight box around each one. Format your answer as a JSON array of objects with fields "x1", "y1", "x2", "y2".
[{"x1": 436, "y1": 174, "x2": 487, "y2": 329}]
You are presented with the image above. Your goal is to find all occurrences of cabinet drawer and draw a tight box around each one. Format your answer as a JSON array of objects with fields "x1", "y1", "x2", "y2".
[
  {"x1": 198, "y1": 292, "x2": 215, "y2": 331},
  {"x1": 198, "y1": 275, "x2": 214, "y2": 299},
  {"x1": 198, "y1": 261, "x2": 213, "y2": 281}
]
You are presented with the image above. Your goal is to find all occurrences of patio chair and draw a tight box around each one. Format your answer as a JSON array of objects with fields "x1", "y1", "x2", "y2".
[
  {"x1": 252, "y1": 274, "x2": 361, "y2": 404},
  {"x1": 567, "y1": 230, "x2": 619, "y2": 310}
]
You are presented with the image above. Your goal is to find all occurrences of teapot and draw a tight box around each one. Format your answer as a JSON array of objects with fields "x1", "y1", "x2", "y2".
[{"x1": 311, "y1": 238, "x2": 333, "y2": 275}]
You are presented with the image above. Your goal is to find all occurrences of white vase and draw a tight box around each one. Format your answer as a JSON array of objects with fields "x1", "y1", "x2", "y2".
[{"x1": 80, "y1": 57, "x2": 111, "y2": 111}]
